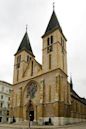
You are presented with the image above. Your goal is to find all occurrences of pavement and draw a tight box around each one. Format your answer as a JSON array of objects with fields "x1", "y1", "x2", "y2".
[{"x1": 0, "y1": 122, "x2": 86, "y2": 129}]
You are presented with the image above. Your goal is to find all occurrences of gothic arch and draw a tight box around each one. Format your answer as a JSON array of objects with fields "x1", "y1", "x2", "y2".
[
  {"x1": 26, "y1": 99, "x2": 34, "y2": 120},
  {"x1": 23, "y1": 80, "x2": 39, "y2": 96},
  {"x1": 22, "y1": 80, "x2": 40, "y2": 120}
]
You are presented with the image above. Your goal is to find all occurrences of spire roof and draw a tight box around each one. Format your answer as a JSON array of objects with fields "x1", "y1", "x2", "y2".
[
  {"x1": 42, "y1": 10, "x2": 62, "y2": 38},
  {"x1": 42, "y1": 10, "x2": 67, "y2": 40},
  {"x1": 15, "y1": 31, "x2": 34, "y2": 56}
]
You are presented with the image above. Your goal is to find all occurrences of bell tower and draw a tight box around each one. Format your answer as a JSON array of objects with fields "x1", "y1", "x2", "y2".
[
  {"x1": 13, "y1": 30, "x2": 35, "y2": 84},
  {"x1": 42, "y1": 9, "x2": 67, "y2": 75}
]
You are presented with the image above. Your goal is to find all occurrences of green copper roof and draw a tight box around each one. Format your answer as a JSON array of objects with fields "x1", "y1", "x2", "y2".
[{"x1": 16, "y1": 32, "x2": 34, "y2": 56}]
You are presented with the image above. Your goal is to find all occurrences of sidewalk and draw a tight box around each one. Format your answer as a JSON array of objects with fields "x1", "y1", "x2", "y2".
[{"x1": 0, "y1": 122, "x2": 86, "y2": 129}]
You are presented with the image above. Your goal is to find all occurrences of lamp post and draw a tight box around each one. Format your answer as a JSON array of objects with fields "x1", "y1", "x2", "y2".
[
  {"x1": 29, "y1": 114, "x2": 30, "y2": 129},
  {"x1": 28, "y1": 99, "x2": 32, "y2": 129}
]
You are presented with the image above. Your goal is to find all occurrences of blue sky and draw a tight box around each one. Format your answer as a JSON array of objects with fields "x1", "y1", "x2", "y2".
[{"x1": 0, "y1": 0, "x2": 86, "y2": 98}]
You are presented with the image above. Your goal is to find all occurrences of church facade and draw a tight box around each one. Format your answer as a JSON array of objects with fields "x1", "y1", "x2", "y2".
[{"x1": 9, "y1": 10, "x2": 86, "y2": 125}]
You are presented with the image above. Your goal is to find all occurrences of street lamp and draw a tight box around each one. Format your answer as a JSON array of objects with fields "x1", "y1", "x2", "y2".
[
  {"x1": 29, "y1": 114, "x2": 30, "y2": 129},
  {"x1": 28, "y1": 99, "x2": 32, "y2": 129}
]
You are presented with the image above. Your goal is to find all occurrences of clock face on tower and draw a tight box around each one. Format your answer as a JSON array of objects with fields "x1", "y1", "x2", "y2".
[{"x1": 27, "y1": 82, "x2": 37, "y2": 99}]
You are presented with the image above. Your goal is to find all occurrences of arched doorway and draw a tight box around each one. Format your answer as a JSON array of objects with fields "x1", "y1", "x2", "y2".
[
  {"x1": 25, "y1": 80, "x2": 38, "y2": 121},
  {"x1": 26, "y1": 100, "x2": 34, "y2": 121}
]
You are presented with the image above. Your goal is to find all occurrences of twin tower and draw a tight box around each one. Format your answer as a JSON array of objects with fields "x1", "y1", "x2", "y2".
[{"x1": 13, "y1": 10, "x2": 67, "y2": 84}]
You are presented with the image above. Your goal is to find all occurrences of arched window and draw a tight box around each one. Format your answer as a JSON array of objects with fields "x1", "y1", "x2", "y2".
[
  {"x1": 27, "y1": 82, "x2": 37, "y2": 99},
  {"x1": 49, "y1": 54, "x2": 51, "y2": 69},
  {"x1": 47, "y1": 36, "x2": 53, "y2": 53},
  {"x1": 47, "y1": 37, "x2": 50, "y2": 46},
  {"x1": 51, "y1": 35, "x2": 53, "y2": 44},
  {"x1": 16, "y1": 55, "x2": 21, "y2": 68},
  {"x1": 31, "y1": 61, "x2": 33, "y2": 76}
]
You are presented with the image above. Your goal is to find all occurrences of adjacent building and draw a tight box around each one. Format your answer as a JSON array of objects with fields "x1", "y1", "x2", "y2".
[
  {"x1": 9, "y1": 9, "x2": 86, "y2": 125},
  {"x1": 0, "y1": 81, "x2": 12, "y2": 123}
]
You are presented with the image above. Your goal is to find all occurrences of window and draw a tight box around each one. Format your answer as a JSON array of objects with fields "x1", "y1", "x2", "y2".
[
  {"x1": 9, "y1": 89, "x2": 12, "y2": 93},
  {"x1": 27, "y1": 56, "x2": 30, "y2": 62},
  {"x1": 49, "y1": 54, "x2": 51, "y2": 69},
  {"x1": 51, "y1": 35, "x2": 53, "y2": 44},
  {"x1": 8, "y1": 97, "x2": 10, "y2": 101},
  {"x1": 47, "y1": 38, "x2": 50, "y2": 46},
  {"x1": 61, "y1": 37, "x2": 64, "y2": 53},
  {"x1": 16, "y1": 55, "x2": 21, "y2": 68},
  {"x1": 8, "y1": 103, "x2": 10, "y2": 108},
  {"x1": 1, "y1": 102, "x2": 3, "y2": 108},
  {"x1": 17, "y1": 55, "x2": 21, "y2": 63},
  {"x1": 61, "y1": 37, "x2": 65, "y2": 69},
  {"x1": 1, "y1": 95, "x2": 3, "y2": 99},
  {"x1": 47, "y1": 36, "x2": 53, "y2": 53},
  {"x1": 17, "y1": 69, "x2": 19, "y2": 81},
  {"x1": 7, "y1": 110, "x2": 9, "y2": 115},
  {"x1": 27, "y1": 82, "x2": 37, "y2": 98},
  {"x1": 31, "y1": 61, "x2": 33, "y2": 76}
]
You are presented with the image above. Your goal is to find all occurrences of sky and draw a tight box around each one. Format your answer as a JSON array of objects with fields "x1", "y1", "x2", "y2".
[{"x1": 0, "y1": 0, "x2": 86, "y2": 98}]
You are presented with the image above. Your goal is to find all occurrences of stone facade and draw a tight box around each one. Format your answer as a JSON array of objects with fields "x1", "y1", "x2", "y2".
[{"x1": 9, "y1": 10, "x2": 86, "y2": 125}]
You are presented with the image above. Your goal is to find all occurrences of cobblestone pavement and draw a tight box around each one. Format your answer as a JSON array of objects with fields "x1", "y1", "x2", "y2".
[{"x1": 0, "y1": 122, "x2": 86, "y2": 129}]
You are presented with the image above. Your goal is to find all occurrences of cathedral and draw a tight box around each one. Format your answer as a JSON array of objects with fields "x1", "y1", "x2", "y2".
[{"x1": 9, "y1": 9, "x2": 86, "y2": 125}]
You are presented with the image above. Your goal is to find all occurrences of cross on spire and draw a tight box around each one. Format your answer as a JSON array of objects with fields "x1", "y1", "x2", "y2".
[
  {"x1": 53, "y1": 1, "x2": 55, "y2": 10},
  {"x1": 26, "y1": 24, "x2": 28, "y2": 32}
]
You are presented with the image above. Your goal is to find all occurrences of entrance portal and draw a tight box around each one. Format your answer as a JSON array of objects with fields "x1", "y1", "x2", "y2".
[
  {"x1": 29, "y1": 110, "x2": 34, "y2": 121},
  {"x1": 26, "y1": 100, "x2": 34, "y2": 121}
]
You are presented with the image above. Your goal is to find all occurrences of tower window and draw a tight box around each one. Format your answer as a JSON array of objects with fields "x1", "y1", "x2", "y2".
[
  {"x1": 47, "y1": 36, "x2": 53, "y2": 53},
  {"x1": 47, "y1": 45, "x2": 53, "y2": 53},
  {"x1": 47, "y1": 38, "x2": 50, "y2": 46},
  {"x1": 61, "y1": 37, "x2": 64, "y2": 53},
  {"x1": 27, "y1": 56, "x2": 30, "y2": 62},
  {"x1": 51, "y1": 35, "x2": 53, "y2": 44},
  {"x1": 17, "y1": 69, "x2": 19, "y2": 81},
  {"x1": 17, "y1": 55, "x2": 21, "y2": 63},
  {"x1": 31, "y1": 61, "x2": 33, "y2": 76},
  {"x1": 17, "y1": 55, "x2": 21, "y2": 68},
  {"x1": 49, "y1": 54, "x2": 51, "y2": 69}
]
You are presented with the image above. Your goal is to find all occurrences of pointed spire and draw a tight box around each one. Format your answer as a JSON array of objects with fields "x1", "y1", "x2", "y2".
[
  {"x1": 70, "y1": 77, "x2": 73, "y2": 89},
  {"x1": 42, "y1": 8, "x2": 67, "y2": 41},
  {"x1": 15, "y1": 30, "x2": 34, "y2": 56},
  {"x1": 42, "y1": 10, "x2": 62, "y2": 38}
]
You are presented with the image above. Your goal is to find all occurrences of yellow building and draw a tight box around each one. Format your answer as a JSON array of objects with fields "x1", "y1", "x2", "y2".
[{"x1": 9, "y1": 9, "x2": 86, "y2": 125}]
